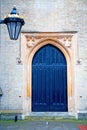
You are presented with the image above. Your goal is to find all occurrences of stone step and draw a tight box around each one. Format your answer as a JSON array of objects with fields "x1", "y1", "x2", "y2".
[{"x1": 25, "y1": 112, "x2": 75, "y2": 120}]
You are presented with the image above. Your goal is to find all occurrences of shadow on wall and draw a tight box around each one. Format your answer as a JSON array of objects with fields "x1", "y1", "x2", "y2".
[{"x1": 0, "y1": 88, "x2": 3, "y2": 96}]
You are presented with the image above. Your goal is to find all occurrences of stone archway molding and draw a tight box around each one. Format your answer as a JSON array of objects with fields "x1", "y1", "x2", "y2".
[{"x1": 21, "y1": 32, "x2": 77, "y2": 113}]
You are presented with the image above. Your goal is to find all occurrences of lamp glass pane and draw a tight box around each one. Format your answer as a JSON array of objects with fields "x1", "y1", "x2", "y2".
[
  {"x1": 7, "y1": 22, "x2": 12, "y2": 38},
  {"x1": 7, "y1": 21, "x2": 22, "y2": 40},
  {"x1": 15, "y1": 22, "x2": 22, "y2": 39}
]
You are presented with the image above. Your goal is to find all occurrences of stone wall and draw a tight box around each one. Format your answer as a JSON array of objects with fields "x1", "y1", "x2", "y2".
[{"x1": 0, "y1": 0, "x2": 87, "y2": 118}]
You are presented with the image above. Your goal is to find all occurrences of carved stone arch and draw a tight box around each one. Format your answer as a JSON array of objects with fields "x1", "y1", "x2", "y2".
[
  {"x1": 27, "y1": 39, "x2": 72, "y2": 111},
  {"x1": 21, "y1": 32, "x2": 77, "y2": 114},
  {"x1": 28, "y1": 38, "x2": 71, "y2": 63}
]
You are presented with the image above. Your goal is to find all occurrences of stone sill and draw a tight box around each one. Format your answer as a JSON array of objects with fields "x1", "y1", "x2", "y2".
[{"x1": 0, "y1": 110, "x2": 22, "y2": 114}]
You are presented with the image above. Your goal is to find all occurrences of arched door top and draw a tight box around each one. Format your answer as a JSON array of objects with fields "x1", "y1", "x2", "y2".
[
  {"x1": 28, "y1": 39, "x2": 71, "y2": 65},
  {"x1": 33, "y1": 44, "x2": 67, "y2": 65}
]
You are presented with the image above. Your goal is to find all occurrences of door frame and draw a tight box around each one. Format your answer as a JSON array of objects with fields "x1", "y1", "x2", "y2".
[{"x1": 21, "y1": 32, "x2": 77, "y2": 115}]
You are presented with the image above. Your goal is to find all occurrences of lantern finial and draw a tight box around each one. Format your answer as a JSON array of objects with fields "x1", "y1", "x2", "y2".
[{"x1": 11, "y1": 6, "x2": 17, "y2": 14}]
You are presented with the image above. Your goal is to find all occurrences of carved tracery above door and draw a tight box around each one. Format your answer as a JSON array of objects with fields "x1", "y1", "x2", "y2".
[{"x1": 21, "y1": 32, "x2": 77, "y2": 113}]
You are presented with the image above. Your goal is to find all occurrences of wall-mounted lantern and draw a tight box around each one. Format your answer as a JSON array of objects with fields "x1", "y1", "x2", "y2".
[{"x1": 0, "y1": 7, "x2": 25, "y2": 40}]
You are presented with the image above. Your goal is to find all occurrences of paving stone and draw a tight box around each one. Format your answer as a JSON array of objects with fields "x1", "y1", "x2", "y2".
[{"x1": 0, "y1": 121, "x2": 80, "y2": 130}]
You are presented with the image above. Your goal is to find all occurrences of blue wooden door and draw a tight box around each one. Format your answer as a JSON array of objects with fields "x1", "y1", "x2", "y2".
[{"x1": 32, "y1": 44, "x2": 67, "y2": 112}]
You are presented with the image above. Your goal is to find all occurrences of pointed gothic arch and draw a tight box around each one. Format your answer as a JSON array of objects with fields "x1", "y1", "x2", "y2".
[
  {"x1": 21, "y1": 32, "x2": 77, "y2": 114},
  {"x1": 27, "y1": 38, "x2": 72, "y2": 112}
]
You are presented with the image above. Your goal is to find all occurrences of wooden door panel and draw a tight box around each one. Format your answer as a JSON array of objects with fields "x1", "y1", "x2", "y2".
[{"x1": 32, "y1": 44, "x2": 67, "y2": 112}]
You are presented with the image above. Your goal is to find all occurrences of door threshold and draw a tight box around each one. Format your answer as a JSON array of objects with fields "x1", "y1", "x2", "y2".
[{"x1": 27, "y1": 112, "x2": 75, "y2": 117}]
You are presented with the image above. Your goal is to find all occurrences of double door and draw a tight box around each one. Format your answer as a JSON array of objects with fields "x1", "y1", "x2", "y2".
[{"x1": 32, "y1": 44, "x2": 67, "y2": 112}]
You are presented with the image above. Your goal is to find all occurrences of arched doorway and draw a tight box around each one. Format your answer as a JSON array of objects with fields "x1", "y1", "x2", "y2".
[{"x1": 32, "y1": 44, "x2": 68, "y2": 112}]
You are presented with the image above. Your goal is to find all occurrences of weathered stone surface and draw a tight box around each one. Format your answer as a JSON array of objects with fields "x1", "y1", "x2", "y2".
[{"x1": 0, "y1": 0, "x2": 87, "y2": 118}]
